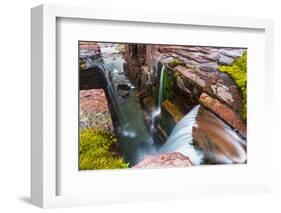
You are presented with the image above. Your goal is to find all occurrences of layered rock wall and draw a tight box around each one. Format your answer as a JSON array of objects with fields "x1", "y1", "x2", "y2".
[
  {"x1": 124, "y1": 44, "x2": 247, "y2": 145},
  {"x1": 79, "y1": 42, "x2": 115, "y2": 133}
]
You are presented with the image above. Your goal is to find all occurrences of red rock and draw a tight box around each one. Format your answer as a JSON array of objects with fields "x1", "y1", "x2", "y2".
[
  {"x1": 142, "y1": 96, "x2": 154, "y2": 112},
  {"x1": 79, "y1": 42, "x2": 101, "y2": 59},
  {"x1": 193, "y1": 106, "x2": 247, "y2": 164},
  {"x1": 80, "y1": 89, "x2": 110, "y2": 113},
  {"x1": 174, "y1": 65, "x2": 242, "y2": 112},
  {"x1": 186, "y1": 47, "x2": 201, "y2": 52},
  {"x1": 175, "y1": 65, "x2": 207, "y2": 88},
  {"x1": 80, "y1": 89, "x2": 114, "y2": 132},
  {"x1": 133, "y1": 152, "x2": 192, "y2": 168},
  {"x1": 199, "y1": 92, "x2": 246, "y2": 136}
]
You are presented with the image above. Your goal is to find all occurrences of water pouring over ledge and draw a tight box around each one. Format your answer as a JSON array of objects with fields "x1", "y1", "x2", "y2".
[
  {"x1": 93, "y1": 44, "x2": 247, "y2": 167},
  {"x1": 151, "y1": 65, "x2": 166, "y2": 131},
  {"x1": 98, "y1": 44, "x2": 158, "y2": 166},
  {"x1": 149, "y1": 64, "x2": 204, "y2": 165},
  {"x1": 160, "y1": 105, "x2": 204, "y2": 165}
]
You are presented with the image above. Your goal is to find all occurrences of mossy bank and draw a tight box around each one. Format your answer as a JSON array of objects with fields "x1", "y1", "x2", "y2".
[{"x1": 79, "y1": 128, "x2": 129, "y2": 170}]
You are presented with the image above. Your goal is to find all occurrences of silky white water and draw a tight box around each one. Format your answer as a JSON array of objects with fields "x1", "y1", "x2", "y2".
[
  {"x1": 160, "y1": 105, "x2": 204, "y2": 165},
  {"x1": 98, "y1": 46, "x2": 203, "y2": 165},
  {"x1": 151, "y1": 65, "x2": 166, "y2": 130}
]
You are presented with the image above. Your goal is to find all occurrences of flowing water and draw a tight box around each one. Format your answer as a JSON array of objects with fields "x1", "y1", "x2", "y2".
[
  {"x1": 98, "y1": 43, "x2": 158, "y2": 166},
  {"x1": 151, "y1": 65, "x2": 165, "y2": 131},
  {"x1": 92, "y1": 43, "x2": 244, "y2": 167},
  {"x1": 193, "y1": 107, "x2": 246, "y2": 164},
  {"x1": 97, "y1": 45, "x2": 204, "y2": 166},
  {"x1": 160, "y1": 105, "x2": 204, "y2": 165}
]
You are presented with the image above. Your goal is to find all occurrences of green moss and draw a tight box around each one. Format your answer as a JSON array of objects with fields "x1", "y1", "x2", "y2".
[
  {"x1": 79, "y1": 128, "x2": 129, "y2": 170},
  {"x1": 174, "y1": 71, "x2": 180, "y2": 78},
  {"x1": 162, "y1": 67, "x2": 175, "y2": 101},
  {"x1": 155, "y1": 66, "x2": 177, "y2": 108},
  {"x1": 168, "y1": 58, "x2": 185, "y2": 68},
  {"x1": 219, "y1": 52, "x2": 247, "y2": 120},
  {"x1": 162, "y1": 67, "x2": 168, "y2": 101}
]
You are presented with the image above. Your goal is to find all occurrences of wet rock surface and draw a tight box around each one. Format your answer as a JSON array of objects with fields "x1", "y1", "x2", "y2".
[
  {"x1": 199, "y1": 93, "x2": 246, "y2": 136},
  {"x1": 193, "y1": 106, "x2": 246, "y2": 164},
  {"x1": 133, "y1": 152, "x2": 192, "y2": 168},
  {"x1": 124, "y1": 44, "x2": 246, "y2": 138},
  {"x1": 159, "y1": 100, "x2": 184, "y2": 136},
  {"x1": 79, "y1": 41, "x2": 247, "y2": 168}
]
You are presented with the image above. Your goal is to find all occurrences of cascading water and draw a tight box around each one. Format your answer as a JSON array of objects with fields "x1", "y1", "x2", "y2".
[
  {"x1": 150, "y1": 64, "x2": 203, "y2": 165},
  {"x1": 157, "y1": 65, "x2": 165, "y2": 112},
  {"x1": 98, "y1": 45, "x2": 205, "y2": 166},
  {"x1": 92, "y1": 44, "x2": 246, "y2": 167},
  {"x1": 151, "y1": 65, "x2": 166, "y2": 131},
  {"x1": 160, "y1": 105, "x2": 203, "y2": 165},
  {"x1": 101, "y1": 57, "x2": 203, "y2": 165},
  {"x1": 99, "y1": 64, "x2": 117, "y2": 109},
  {"x1": 98, "y1": 44, "x2": 158, "y2": 166}
]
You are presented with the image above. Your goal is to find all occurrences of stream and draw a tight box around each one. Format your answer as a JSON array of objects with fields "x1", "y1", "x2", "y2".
[
  {"x1": 82, "y1": 42, "x2": 247, "y2": 167},
  {"x1": 98, "y1": 43, "x2": 158, "y2": 166}
]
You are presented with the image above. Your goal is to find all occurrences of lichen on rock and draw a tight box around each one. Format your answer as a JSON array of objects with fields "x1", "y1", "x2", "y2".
[{"x1": 219, "y1": 52, "x2": 247, "y2": 120}]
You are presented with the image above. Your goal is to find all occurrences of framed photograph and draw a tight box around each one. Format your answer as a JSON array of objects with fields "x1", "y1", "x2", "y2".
[{"x1": 31, "y1": 4, "x2": 274, "y2": 208}]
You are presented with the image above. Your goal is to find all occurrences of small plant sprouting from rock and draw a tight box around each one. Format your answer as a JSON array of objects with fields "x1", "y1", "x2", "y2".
[
  {"x1": 79, "y1": 128, "x2": 129, "y2": 170},
  {"x1": 219, "y1": 52, "x2": 247, "y2": 120}
]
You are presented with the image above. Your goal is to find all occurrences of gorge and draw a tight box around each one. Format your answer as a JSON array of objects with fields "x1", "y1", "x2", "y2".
[{"x1": 79, "y1": 41, "x2": 247, "y2": 169}]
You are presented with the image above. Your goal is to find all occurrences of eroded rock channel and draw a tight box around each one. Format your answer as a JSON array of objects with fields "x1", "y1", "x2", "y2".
[{"x1": 79, "y1": 41, "x2": 247, "y2": 169}]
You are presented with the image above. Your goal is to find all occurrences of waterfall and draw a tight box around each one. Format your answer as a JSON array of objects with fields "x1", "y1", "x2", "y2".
[
  {"x1": 157, "y1": 65, "x2": 165, "y2": 113},
  {"x1": 98, "y1": 64, "x2": 123, "y2": 125},
  {"x1": 160, "y1": 105, "x2": 203, "y2": 165},
  {"x1": 151, "y1": 65, "x2": 166, "y2": 130},
  {"x1": 99, "y1": 64, "x2": 111, "y2": 92}
]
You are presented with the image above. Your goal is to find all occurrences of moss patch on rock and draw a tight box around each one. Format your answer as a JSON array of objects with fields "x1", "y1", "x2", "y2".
[
  {"x1": 162, "y1": 67, "x2": 174, "y2": 101},
  {"x1": 219, "y1": 52, "x2": 247, "y2": 120},
  {"x1": 168, "y1": 58, "x2": 185, "y2": 68},
  {"x1": 80, "y1": 128, "x2": 129, "y2": 170}
]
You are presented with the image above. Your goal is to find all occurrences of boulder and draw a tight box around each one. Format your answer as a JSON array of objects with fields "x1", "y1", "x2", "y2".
[
  {"x1": 220, "y1": 49, "x2": 245, "y2": 58},
  {"x1": 210, "y1": 83, "x2": 234, "y2": 105},
  {"x1": 79, "y1": 89, "x2": 114, "y2": 133},
  {"x1": 218, "y1": 54, "x2": 234, "y2": 65},
  {"x1": 133, "y1": 152, "x2": 192, "y2": 168}
]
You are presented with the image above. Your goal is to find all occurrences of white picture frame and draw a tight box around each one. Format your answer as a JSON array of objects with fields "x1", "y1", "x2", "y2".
[{"x1": 31, "y1": 4, "x2": 274, "y2": 208}]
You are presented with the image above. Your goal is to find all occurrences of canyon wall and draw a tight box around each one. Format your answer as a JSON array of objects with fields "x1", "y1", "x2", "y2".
[{"x1": 124, "y1": 44, "x2": 247, "y2": 164}]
